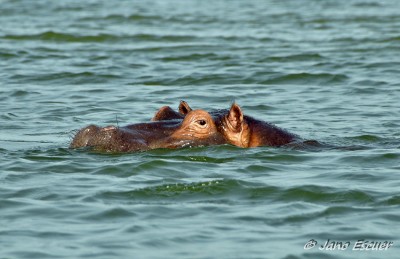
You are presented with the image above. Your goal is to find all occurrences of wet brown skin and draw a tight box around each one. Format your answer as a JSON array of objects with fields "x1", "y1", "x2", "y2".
[
  {"x1": 151, "y1": 101, "x2": 191, "y2": 121},
  {"x1": 213, "y1": 103, "x2": 299, "y2": 147},
  {"x1": 152, "y1": 101, "x2": 300, "y2": 148},
  {"x1": 70, "y1": 109, "x2": 227, "y2": 152}
]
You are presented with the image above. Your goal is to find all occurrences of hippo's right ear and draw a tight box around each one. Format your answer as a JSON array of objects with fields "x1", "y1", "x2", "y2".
[
  {"x1": 227, "y1": 103, "x2": 244, "y2": 133},
  {"x1": 179, "y1": 100, "x2": 192, "y2": 115}
]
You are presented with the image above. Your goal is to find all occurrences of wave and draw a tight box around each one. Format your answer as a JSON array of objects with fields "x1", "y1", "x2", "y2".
[
  {"x1": 257, "y1": 53, "x2": 325, "y2": 63},
  {"x1": 259, "y1": 72, "x2": 349, "y2": 85},
  {"x1": 10, "y1": 71, "x2": 121, "y2": 84},
  {"x1": 2, "y1": 31, "x2": 199, "y2": 43},
  {"x1": 97, "y1": 179, "x2": 379, "y2": 206}
]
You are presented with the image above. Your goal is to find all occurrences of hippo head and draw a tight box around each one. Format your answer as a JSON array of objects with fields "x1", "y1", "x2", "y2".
[
  {"x1": 153, "y1": 101, "x2": 297, "y2": 148},
  {"x1": 153, "y1": 101, "x2": 252, "y2": 148},
  {"x1": 70, "y1": 108, "x2": 226, "y2": 152},
  {"x1": 153, "y1": 108, "x2": 226, "y2": 149}
]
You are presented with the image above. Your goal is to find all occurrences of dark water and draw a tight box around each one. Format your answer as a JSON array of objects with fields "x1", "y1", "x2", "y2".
[{"x1": 1, "y1": 0, "x2": 399, "y2": 258}]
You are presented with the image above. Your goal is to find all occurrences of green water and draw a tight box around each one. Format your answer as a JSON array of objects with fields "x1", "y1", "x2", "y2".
[{"x1": 1, "y1": 0, "x2": 399, "y2": 258}]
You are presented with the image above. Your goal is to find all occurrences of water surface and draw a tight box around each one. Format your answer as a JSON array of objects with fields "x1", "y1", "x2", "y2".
[{"x1": 1, "y1": 0, "x2": 399, "y2": 258}]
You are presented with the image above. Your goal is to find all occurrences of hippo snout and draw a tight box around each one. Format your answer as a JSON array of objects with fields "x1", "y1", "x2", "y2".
[{"x1": 69, "y1": 124, "x2": 101, "y2": 148}]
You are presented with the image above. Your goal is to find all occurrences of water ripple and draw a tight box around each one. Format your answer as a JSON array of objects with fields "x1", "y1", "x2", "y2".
[
  {"x1": 260, "y1": 72, "x2": 349, "y2": 85},
  {"x1": 2, "y1": 31, "x2": 200, "y2": 43},
  {"x1": 10, "y1": 71, "x2": 120, "y2": 84},
  {"x1": 2, "y1": 0, "x2": 400, "y2": 258}
]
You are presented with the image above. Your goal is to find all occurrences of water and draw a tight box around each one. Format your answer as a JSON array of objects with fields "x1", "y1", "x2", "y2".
[{"x1": 1, "y1": 0, "x2": 399, "y2": 258}]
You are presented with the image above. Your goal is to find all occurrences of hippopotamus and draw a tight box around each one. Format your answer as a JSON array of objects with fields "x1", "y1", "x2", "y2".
[
  {"x1": 71, "y1": 101, "x2": 316, "y2": 152},
  {"x1": 152, "y1": 101, "x2": 303, "y2": 148},
  {"x1": 70, "y1": 108, "x2": 226, "y2": 152}
]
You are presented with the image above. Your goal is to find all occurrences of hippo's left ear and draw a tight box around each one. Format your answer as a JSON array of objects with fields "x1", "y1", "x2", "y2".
[
  {"x1": 179, "y1": 100, "x2": 192, "y2": 115},
  {"x1": 227, "y1": 103, "x2": 244, "y2": 133}
]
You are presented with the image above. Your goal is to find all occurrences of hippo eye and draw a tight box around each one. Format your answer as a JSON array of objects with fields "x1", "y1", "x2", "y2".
[{"x1": 197, "y1": 120, "x2": 207, "y2": 126}]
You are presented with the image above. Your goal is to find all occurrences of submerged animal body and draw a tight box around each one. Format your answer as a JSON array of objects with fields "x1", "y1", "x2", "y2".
[{"x1": 70, "y1": 109, "x2": 226, "y2": 152}]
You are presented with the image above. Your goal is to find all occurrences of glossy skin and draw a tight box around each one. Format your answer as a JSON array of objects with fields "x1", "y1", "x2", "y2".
[
  {"x1": 153, "y1": 101, "x2": 299, "y2": 148},
  {"x1": 70, "y1": 109, "x2": 226, "y2": 152},
  {"x1": 151, "y1": 101, "x2": 190, "y2": 121},
  {"x1": 212, "y1": 104, "x2": 298, "y2": 147}
]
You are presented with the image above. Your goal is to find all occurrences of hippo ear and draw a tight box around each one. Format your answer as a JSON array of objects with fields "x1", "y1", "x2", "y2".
[
  {"x1": 179, "y1": 100, "x2": 192, "y2": 115},
  {"x1": 227, "y1": 103, "x2": 244, "y2": 133}
]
